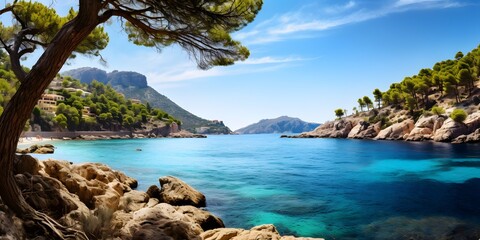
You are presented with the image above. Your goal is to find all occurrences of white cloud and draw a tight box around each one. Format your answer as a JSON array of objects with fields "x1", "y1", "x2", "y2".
[
  {"x1": 240, "y1": 56, "x2": 313, "y2": 65},
  {"x1": 324, "y1": 1, "x2": 357, "y2": 14},
  {"x1": 237, "y1": 0, "x2": 464, "y2": 45},
  {"x1": 394, "y1": 0, "x2": 460, "y2": 7}
]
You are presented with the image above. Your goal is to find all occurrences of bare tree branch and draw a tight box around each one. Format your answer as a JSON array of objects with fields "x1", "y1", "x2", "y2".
[{"x1": 0, "y1": 6, "x2": 13, "y2": 16}]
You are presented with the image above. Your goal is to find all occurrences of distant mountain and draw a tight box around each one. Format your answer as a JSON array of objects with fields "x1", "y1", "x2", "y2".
[
  {"x1": 235, "y1": 116, "x2": 320, "y2": 134},
  {"x1": 63, "y1": 67, "x2": 231, "y2": 134}
]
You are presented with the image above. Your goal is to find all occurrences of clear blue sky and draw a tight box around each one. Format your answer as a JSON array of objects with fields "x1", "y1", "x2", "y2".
[{"x1": 19, "y1": 0, "x2": 480, "y2": 130}]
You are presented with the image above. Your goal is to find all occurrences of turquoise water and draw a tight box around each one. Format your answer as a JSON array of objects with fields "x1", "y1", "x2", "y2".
[{"x1": 33, "y1": 135, "x2": 480, "y2": 239}]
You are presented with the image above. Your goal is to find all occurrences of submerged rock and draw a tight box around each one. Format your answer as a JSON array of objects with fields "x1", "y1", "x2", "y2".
[{"x1": 363, "y1": 216, "x2": 480, "y2": 240}]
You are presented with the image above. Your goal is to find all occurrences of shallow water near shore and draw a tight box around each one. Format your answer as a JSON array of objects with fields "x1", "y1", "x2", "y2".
[{"x1": 33, "y1": 134, "x2": 480, "y2": 239}]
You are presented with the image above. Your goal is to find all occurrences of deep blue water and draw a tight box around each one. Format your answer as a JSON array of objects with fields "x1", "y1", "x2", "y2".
[{"x1": 33, "y1": 135, "x2": 480, "y2": 239}]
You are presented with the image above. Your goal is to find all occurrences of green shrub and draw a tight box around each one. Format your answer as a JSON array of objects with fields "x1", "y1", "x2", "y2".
[
  {"x1": 431, "y1": 106, "x2": 445, "y2": 116},
  {"x1": 450, "y1": 109, "x2": 467, "y2": 123}
]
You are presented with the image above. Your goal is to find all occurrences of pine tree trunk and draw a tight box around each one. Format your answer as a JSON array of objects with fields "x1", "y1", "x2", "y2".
[{"x1": 0, "y1": 8, "x2": 99, "y2": 238}]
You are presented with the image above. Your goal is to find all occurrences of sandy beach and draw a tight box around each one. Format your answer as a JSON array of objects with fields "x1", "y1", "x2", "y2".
[{"x1": 17, "y1": 136, "x2": 60, "y2": 148}]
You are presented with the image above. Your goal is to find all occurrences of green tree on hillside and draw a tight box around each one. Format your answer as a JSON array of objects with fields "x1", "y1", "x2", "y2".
[
  {"x1": 352, "y1": 45, "x2": 480, "y2": 123},
  {"x1": 373, "y1": 89, "x2": 382, "y2": 108},
  {"x1": 455, "y1": 51, "x2": 464, "y2": 60},
  {"x1": 363, "y1": 96, "x2": 373, "y2": 111},
  {"x1": 0, "y1": 1, "x2": 262, "y2": 238},
  {"x1": 334, "y1": 108, "x2": 344, "y2": 119},
  {"x1": 358, "y1": 98, "x2": 365, "y2": 112},
  {"x1": 457, "y1": 68, "x2": 475, "y2": 95}
]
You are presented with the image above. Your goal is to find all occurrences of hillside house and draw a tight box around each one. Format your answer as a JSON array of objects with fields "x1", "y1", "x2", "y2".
[
  {"x1": 82, "y1": 106, "x2": 95, "y2": 118},
  {"x1": 37, "y1": 94, "x2": 65, "y2": 114},
  {"x1": 131, "y1": 99, "x2": 142, "y2": 104}
]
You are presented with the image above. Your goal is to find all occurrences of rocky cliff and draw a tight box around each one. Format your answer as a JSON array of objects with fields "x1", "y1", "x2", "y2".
[
  {"x1": 1, "y1": 155, "x2": 323, "y2": 239},
  {"x1": 290, "y1": 106, "x2": 480, "y2": 143},
  {"x1": 235, "y1": 116, "x2": 320, "y2": 134}
]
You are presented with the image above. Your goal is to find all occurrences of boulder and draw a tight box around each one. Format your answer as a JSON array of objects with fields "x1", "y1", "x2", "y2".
[
  {"x1": 465, "y1": 112, "x2": 480, "y2": 132},
  {"x1": 41, "y1": 160, "x2": 137, "y2": 210},
  {"x1": 118, "y1": 190, "x2": 150, "y2": 212},
  {"x1": 158, "y1": 176, "x2": 206, "y2": 207},
  {"x1": 119, "y1": 203, "x2": 205, "y2": 239},
  {"x1": 452, "y1": 128, "x2": 480, "y2": 143},
  {"x1": 175, "y1": 205, "x2": 225, "y2": 231},
  {"x1": 16, "y1": 144, "x2": 55, "y2": 154},
  {"x1": 330, "y1": 120, "x2": 355, "y2": 138},
  {"x1": 375, "y1": 119, "x2": 414, "y2": 140},
  {"x1": 432, "y1": 118, "x2": 468, "y2": 142},
  {"x1": 34, "y1": 147, "x2": 54, "y2": 154},
  {"x1": 201, "y1": 224, "x2": 324, "y2": 240},
  {"x1": 406, "y1": 115, "x2": 446, "y2": 141},
  {"x1": 146, "y1": 185, "x2": 161, "y2": 199},
  {"x1": 299, "y1": 119, "x2": 359, "y2": 138},
  {"x1": 169, "y1": 130, "x2": 207, "y2": 138},
  {"x1": 348, "y1": 121, "x2": 381, "y2": 139}
]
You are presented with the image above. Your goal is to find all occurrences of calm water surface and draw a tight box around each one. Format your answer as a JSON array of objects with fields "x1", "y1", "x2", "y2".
[{"x1": 34, "y1": 135, "x2": 480, "y2": 239}]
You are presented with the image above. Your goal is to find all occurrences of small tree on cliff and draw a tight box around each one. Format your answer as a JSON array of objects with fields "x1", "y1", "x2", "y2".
[
  {"x1": 334, "y1": 108, "x2": 344, "y2": 119},
  {"x1": 373, "y1": 88, "x2": 382, "y2": 108},
  {"x1": 363, "y1": 96, "x2": 373, "y2": 111},
  {"x1": 0, "y1": 1, "x2": 262, "y2": 238}
]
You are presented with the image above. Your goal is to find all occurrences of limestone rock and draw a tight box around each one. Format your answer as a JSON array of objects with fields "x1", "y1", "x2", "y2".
[
  {"x1": 348, "y1": 121, "x2": 381, "y2": 139},
  {"x1": 432, "y1": 118, "x2": 468, "y2": 142},
  {"x1": 169, "y1": 130, "x2": 207, "y2": 138},
  {"x1": 16, "y1": 144, "x2": 55, "y2": 154},
  {"x1": 146, "y1": 185, "x2": 161, "y2": 199},
  {"x1": 41, "y1": 160, "x2": 137, "y2": 210},
  {"x1": 375, "y1": 119, "x2": 414, "y2": 140},
  {"x1": 175, "y1": 205, "x2": 224, "y2": 231},
  {"x1": 465, "y1": 112, "x2": 480, "y2": 132},
  {"x1": 406, "y1": 115, "x2": 445, "y2": 141},
  {"x1": 118, "y1": 190, "x2": 149, "y2": 212},
  {"x1": 201, "y1": 224, "x2": 324, "y2": 240},
  {"x1": 119, "y1": 203, "x2": 205, "y2": 239},
  {"x1": 299, "y1": 119, "x2": 359, "y2": 138},
  {"x1": 34, "y1": 147, "x2": 54, "y2": 154},
  {"x1": 159, "y1": 176, "x2": 206, "y2": 207}
]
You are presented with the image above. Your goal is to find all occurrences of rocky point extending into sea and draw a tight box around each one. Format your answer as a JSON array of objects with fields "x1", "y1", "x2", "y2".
[
  {"x1": 284, "y1": 106, "x2": 480, "y2": 143},
  {"x1": 0, "y1": 154, "x2": 323, "y2": 239}
]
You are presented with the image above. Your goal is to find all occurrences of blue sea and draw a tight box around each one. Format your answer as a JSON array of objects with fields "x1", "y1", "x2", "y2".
[{"x1": 33, "y1": 135, "x2": 480, "y2": 239}]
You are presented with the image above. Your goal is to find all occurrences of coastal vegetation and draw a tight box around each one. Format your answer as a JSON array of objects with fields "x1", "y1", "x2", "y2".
[
  {"x1": 355, "y1": 45, "x2": 480, "y2": 115},
  {"x1": 63, "y1": 67, "x2": 233, "y2": 134},
  {"x1": 331, "y1": 45, "x2": 480, "y2": 123},
  {"x1": 0, "y1": 0, "x2": 262, "y2": 239},
  {"x1": 313, "y1": 45, "x2": 480, "y2": 142},
  {"x1": 0, "y1": 53, "x2": 180, "y2": 132}
]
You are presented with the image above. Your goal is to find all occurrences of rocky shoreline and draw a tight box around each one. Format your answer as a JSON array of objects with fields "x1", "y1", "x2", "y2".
[
  {"x1": 283, "y1": 106, "x2": 480, "y2": 144},
  {"x1": 1, "y1": 155, "x2": 323, "y2": 239},
  {"x1": 73, "y1": 130, "x2": 207, "y2": 141}
]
